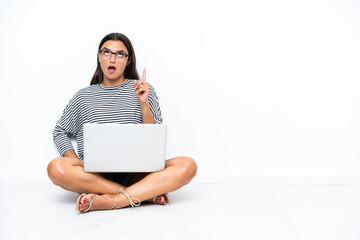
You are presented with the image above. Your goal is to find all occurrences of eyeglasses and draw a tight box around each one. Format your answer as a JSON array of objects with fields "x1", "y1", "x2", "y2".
[{"x1": 99, "y1": 48, "x2": 129, "y2": 61}]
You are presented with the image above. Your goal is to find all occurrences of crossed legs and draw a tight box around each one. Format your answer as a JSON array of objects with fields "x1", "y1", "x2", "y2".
[{"x1": 47, "y1": 156, "x2": 197, "y2": 212}]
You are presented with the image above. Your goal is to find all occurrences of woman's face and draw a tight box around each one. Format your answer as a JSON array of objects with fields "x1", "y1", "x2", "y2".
[{"x1": 98, "y1": 40, "x2": 130, "y2": 83}]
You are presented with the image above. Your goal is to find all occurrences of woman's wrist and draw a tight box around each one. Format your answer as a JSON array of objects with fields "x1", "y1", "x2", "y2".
[
  {"x1": 140, "y1": 101, "x2": 155, "y2": 123},
  {"x1": 140, "y1": 101, "x2": 150, "y2": 109}
]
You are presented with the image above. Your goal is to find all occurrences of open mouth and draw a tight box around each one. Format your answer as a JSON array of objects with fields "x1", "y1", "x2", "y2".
[{"x1": 108, "y1": 66, "x2": 116, "y2": 73}]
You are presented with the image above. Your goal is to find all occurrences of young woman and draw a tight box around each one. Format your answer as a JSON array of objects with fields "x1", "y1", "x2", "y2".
[{"x1": 47, "y1": 33, "x2": 197, "y2": 213}]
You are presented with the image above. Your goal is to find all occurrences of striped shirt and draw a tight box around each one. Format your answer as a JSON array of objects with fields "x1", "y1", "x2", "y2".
[{"x1": 53, "y1": 79, "x2": 162, "y2": 160}]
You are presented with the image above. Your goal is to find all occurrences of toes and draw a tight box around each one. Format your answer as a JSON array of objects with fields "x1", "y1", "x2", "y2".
[
  {"x1": 79, "y1": 195, "x2": 90, "y2": 212},
  {"x1": 80, "y1": 202, "x2": 89, "y2": 212},
  {"x1": 155, "y1": 195, "x2": 166, "y2": 205}
]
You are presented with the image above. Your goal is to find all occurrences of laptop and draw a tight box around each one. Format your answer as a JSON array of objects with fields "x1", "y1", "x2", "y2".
[{"x1": 83, "y1": 123, "x2": 167, "y2": 172}]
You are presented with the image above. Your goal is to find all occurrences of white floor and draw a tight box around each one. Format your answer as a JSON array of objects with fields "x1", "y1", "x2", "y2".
[{"x1": 1, "y1": 181, "x2": 359, "y2": 240}]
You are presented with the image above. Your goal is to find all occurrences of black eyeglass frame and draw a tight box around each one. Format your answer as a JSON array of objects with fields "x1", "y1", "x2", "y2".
[{"x1": 98, "y1": 48, "x2": 129, "y2": 58}]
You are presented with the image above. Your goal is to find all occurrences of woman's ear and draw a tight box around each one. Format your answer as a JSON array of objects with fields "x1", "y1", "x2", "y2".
[{"x1": 127, "y1": 57, "x2": 131, "y2": 66}]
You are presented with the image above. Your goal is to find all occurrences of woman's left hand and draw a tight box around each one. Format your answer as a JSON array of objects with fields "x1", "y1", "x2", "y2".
[{"x1": 134, "y1": 68, "x2": 150, "y2": 106}]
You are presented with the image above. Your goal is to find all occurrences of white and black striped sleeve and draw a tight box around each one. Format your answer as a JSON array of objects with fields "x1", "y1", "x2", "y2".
[
  {"x1": 148, "y1": 83, "x2": 163, "y2": 124},
  {"x1": 53, "y1": 91, "x2": 81, "y2": 157}
]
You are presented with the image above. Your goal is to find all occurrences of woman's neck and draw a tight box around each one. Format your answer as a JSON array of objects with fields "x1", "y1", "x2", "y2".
[{"x1": 102, "y1": 76, "x2": 127, "y2": 87}]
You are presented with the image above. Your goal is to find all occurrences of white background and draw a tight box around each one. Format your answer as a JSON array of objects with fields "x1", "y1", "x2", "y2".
[{"x1": 0, "y1": 0, "x2": 359, "y2": 183}]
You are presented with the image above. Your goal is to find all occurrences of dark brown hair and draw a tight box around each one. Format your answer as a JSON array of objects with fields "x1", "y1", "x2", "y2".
[{"x1": 90, "y1": 33, "x2": 139, "y2": 85}]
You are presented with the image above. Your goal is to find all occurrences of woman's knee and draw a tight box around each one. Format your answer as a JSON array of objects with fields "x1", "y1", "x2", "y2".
[
  {"x1": 47, "y1": 158, "x2": 64, "y2": 183},
  {"x1": 47, "y1": 157, "x2": 72, "y2": 185},
  {"x1": 177, "y1": 156, "x2": 197, "y2": 184}
]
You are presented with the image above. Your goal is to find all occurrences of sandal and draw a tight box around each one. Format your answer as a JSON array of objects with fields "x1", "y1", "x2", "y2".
[
  {"x1": 76, "y1": 187, "x2": 141, "y2": 213},
  {"x1": 152, "y1": 193, "x2": 171, "y2": 205},
  {"x1": 76, "y1": 193, "x2": 97, "y2": 213}
]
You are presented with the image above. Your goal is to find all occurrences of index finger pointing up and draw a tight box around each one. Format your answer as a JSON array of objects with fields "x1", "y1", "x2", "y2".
[{"x1": 140, "y1": 68, "x2": 146, "y2": 83}]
